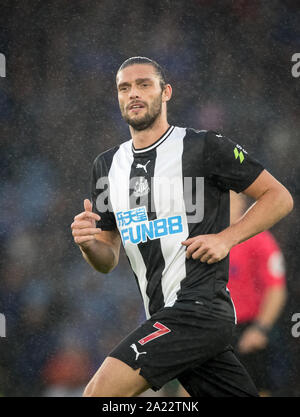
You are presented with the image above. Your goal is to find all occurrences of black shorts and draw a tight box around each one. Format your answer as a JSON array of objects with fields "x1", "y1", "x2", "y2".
[{"x1": 109, "y1": 302, "x2": 259, "y2": 397}]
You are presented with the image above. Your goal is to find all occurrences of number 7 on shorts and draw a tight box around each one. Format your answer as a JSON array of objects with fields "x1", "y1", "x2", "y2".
[{"x1": 138, "y1": 322, "x2": 171, "y2": 345}]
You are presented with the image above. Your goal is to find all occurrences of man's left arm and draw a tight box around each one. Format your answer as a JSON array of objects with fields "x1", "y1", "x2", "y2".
[
  {"x1": 182, "y1": 170, "x2": 294, "y2": 264},
  {"x1": 219, "y1": 169, "x2": 293, "y2": 248}
]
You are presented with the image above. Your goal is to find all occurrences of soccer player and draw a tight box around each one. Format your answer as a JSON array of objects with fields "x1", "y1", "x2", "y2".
[{"x1": 71, "y1": 57, "x2": 293, "y2": 397}]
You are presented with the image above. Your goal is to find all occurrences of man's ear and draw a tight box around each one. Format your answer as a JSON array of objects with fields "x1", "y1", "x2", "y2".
[{"x1": 162, "y1": 84, "x2": 172, "y2": 102}]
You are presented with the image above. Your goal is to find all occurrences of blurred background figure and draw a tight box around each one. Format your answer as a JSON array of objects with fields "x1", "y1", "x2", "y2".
[
  {"x1": 228, "y1": 191, "x2": 287, "y2": 396},
  {"x1": 42, "y1": 347, "x2": 93, "y2": 397}
]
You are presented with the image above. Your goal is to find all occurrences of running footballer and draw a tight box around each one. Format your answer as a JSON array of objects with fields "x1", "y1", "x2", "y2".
[{"x1": 71, "y1": 57, "x2": 293, "y2": 397}]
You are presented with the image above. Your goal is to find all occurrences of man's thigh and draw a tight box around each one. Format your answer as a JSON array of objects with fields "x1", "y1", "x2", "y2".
[{"x1": 83, "y1": 356, "x2": 151, "y2": 397}]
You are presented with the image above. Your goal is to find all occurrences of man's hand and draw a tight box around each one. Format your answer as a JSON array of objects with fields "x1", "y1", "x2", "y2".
[
  {"x1": 238, "y1": 326, "x2": 268, "y2": 354},
  {"x1": 181, "y1": 234, "x2": 231, "y2": 264},
  {"x1": 71, "y1": 199, "x2": 102, "y2": 250}
]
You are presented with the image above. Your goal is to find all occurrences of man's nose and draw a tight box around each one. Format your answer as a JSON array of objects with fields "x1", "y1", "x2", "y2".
[{"x1": 129, "y1": 86, "x2": 140, "y2": 99}]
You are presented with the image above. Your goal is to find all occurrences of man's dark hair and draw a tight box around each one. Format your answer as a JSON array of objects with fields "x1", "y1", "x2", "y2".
[{"x1": 117, "y1": 56, "x2": 167, "y2": 90}]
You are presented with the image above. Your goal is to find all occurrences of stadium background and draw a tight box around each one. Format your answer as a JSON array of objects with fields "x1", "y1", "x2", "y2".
[{"x1": 0, "y1": 0, "x2": 299, "y2": 396}]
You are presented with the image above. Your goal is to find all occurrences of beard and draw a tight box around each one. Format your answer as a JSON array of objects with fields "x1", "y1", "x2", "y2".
[{"x1": 121, "y1": 93, "x2": 163, "y2": 131}]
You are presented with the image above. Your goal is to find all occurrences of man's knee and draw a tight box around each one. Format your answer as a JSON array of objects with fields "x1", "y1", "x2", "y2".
[
  {"x1": 83, "y1": 371, "x2": 117, "y2": 397},
  {"x1": 82, "y1": 357, "x2": 150, "y2": 397},
  {"x1": 82, "y1": 373, "x2": 146, "y2": 397}
]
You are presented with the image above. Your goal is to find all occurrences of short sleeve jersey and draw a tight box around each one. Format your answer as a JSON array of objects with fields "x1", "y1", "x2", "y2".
[{"x1": 91, "y1": 126, "x2": 264, "y2": 321}]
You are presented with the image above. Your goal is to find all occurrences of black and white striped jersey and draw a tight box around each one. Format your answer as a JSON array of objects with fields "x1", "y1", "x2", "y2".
[{"x1": 91, "y1": 126, "x2": 264, "y2": 321}]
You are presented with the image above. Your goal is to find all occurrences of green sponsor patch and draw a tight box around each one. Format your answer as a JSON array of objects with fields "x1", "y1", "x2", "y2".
[{"x1": 234, "y1": 147, "x2": 245, "y2": 164}]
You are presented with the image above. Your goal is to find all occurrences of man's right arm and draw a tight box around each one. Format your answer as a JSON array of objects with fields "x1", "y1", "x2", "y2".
[
  {"x1": 71, "y1": 199, "x2": 121, "y2": 274},
  {"x1": 80, "y1": 229, "x2": 121, "y2": 274}
]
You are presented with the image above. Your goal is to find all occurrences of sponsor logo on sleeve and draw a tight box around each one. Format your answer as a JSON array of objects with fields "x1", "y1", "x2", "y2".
[{"x1": 234, "y1": 144, "x2": 248, "y2": 164}]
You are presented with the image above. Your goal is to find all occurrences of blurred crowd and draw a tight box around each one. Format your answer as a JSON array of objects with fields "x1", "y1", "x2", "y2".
[{"x1": 0, "y1": 0, "x2": 299, "y2": 396}]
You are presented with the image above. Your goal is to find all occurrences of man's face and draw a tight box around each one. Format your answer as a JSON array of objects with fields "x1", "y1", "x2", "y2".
[{"x1": 116, "y1": 64, "x2": 164, "y2": 131}]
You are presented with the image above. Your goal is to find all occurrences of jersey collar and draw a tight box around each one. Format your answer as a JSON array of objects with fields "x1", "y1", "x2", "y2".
[{"x1": 131, "y1": 125, "x2": 175, "y2": 155}]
